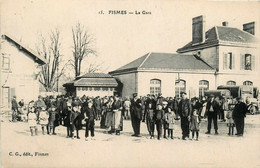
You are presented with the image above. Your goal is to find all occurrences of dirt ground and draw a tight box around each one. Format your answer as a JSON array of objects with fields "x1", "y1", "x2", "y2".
[{"x1": 1, "y1": 114, "x2": 260, "y2": 168}]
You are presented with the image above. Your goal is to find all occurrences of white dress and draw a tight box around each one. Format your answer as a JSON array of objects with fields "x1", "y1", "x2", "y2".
[
  {"x1": 28, "y1": 113, "x2": 37, "y2": 127},
  {"x1": 39, "y1": 111, "x2": 49, "y2": 125}
]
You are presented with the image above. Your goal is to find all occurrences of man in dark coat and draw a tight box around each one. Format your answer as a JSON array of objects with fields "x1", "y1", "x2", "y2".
[
  {"x1": 130, "y1": 93, "x2": 142, "y2": 137},
  {"x1": 205, "y1": 95, "x2": 220, "y2": 135},
  {"x1": 11, "y1": 96, "x2": 18, "y2": 122},
  {"x1": 178, "y1": 92, "x2": 192, "y2": 140},
  {"x1": 94, "y1": 97, "x2": 102, "y2": 120},
  {"x1": 233, "y1": 97, "x2": 248, "y2": 136}
]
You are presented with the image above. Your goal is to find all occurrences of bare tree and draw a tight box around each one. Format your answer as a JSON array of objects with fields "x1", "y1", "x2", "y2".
[
  {"x1": 36, "y1": 29, "x2": 67, "y2": 92},
  {"x1": 71, "y1": 23, "x2": 97, "y2": 78}
]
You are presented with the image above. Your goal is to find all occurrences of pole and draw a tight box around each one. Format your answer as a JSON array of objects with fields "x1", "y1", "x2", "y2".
[{"x1": 56, "y1": 51, "x2": 59, "y2": 93}]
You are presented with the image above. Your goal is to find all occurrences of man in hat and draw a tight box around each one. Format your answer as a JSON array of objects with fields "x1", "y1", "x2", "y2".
[
  {"x1": 11, "y1": 96, "x2": 18, "y2": 122},
  {"x1": 130, "y1": 93, "x2": 142, "y2": 137},
  {"x1": 205, "y1": 94, "x2": 220, "y2": 135},
  {"x1": 178, "y1": 92, "x2": 192, "y2": 140},
  {"x1": 233, "y1": 97, "x2": 248, "y2": 136}
]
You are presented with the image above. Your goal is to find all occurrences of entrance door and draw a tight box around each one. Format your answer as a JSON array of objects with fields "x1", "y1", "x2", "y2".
[{"x1": 2, "y1": 87, "x2": 10, "y2": 109}]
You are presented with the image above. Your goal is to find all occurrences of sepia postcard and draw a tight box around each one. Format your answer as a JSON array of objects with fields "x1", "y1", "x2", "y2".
[{"x1": 1, "y1": 0, "x2": 260, "y2": 168}]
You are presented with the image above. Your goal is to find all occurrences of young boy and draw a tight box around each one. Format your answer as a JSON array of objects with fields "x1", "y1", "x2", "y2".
[
  {"x1": 155, "y1": 104, "x2": 165, "y2": 140},
  {"x1": 145, "y1": 102, "x2": 155, "y2": 139},
  {"x1": 84, "y1": 100, "x2": 96, "y2": 141}
]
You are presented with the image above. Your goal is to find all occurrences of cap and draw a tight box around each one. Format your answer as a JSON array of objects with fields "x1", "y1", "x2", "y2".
[
  {"x1": 133, "y1": 93, "x2": 138, "y2": 98},
  {"x1": 180, "y1": 92, "x2": 187, "y2": 95}
]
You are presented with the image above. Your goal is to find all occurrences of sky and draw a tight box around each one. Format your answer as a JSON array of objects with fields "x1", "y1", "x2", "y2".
[{"x1": 1, "y1": 0, "x2": 260, "y2": 76}]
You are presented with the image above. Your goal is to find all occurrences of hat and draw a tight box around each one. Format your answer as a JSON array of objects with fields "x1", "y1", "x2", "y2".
[
  {"x1": 133, "y1": 93, "x2": 138, "y2": 98},
  {"x1": 162, "y1": 101, "x2": 168, "y2": 105},
  {"x1": 13, "y1": 96, "x2": 16, "y2": 98},
  {"x1": 158, "y1": 93, "x2": 162, "y2": 96},
  {"x1": 180, "y1": 92, "x2": 187, "y2": 95}
]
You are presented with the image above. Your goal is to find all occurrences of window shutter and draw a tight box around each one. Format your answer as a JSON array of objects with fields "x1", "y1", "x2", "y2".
[
  {"x1": 223, "y1": 52, "x2": 227, "y2": 70},
  {"x1": 232, "y1": 53, "x2": 235, "y2": 69},
  {"x1": 240, "y1": 54, "x2": 245, "y2": 70},
  {"x1": 252, "y1": 55, "x2": 255, "y2": 70}
]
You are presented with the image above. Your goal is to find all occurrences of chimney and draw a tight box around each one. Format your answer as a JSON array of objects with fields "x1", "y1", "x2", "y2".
[
  {"x1": 192, "y1": 15, "x2": 206, "y2": 44},
  {"x1": 243, "y1": 22, "x2": 255, "y2": 35},
  {"x1": 222, "y1": 21, "x2": 228, "y2": 27}
]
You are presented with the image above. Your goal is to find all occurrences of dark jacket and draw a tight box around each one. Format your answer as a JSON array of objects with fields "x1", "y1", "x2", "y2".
[
  {"x1": 112, "y1": 100, "x2": 122, "y2": 111},
  {"x1": 155, "y1": 109, "x2": 165, "y2": 121},
  {"x1": 232, "y1": 102, "x2": 247, "y2": 119},
  {"x1": 206, "y1": 100, "x2": 220, "y2": 115},
  {"x1": 11, "y1": 99, "x2": 18, "y2": 111},
  {"x1": 178, "y1": 98, "x2": 192, "y2": 118},
  {"x1": 130, "y1": 98, "x2": 142, "y2": 120}
]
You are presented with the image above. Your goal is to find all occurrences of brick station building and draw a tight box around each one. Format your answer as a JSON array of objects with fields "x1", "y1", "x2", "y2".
[{"x1": 109, "y1": 16, "x2": 260, "y2": 98}]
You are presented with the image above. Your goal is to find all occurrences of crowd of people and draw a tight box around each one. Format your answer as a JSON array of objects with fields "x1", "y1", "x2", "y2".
[{"x1": 10, "y1": 91, "x2": 249, "y2": 141}]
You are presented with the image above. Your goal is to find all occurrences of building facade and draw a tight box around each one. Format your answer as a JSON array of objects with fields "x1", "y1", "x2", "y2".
[
  {"x1": 0, "y1": 34, "x2": 46, "y2": 110},
  {"x1": 63, "y1": 73, "x2": 118, "y2": 97},
  {"x1": 177, "y1": 16, "x2": 260, "y2": 89},
  {"x1": 109, "y1": 53, "x2": 216, "y2": 98},
  {"x1": 109, "y1": 16, "x2": 260, "y2": 98}
]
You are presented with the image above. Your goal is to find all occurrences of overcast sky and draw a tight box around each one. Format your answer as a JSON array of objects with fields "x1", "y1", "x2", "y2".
[{"x1": 1, "y1": 0, "x2": 260, "y2": 75}]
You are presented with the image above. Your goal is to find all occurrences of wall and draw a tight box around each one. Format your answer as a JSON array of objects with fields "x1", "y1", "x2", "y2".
[
  {"x1": 76, "y1": 87, "x2": 114, "y2": 98},
  {"x1": 182, "y1": 46, "x2": 219, "y2": 70},
  {"x1": 112, "y1": 72, "x2": 137, "y2": 98},
  {"x1": 137, "y1": 71, "x2": 215, "y2": 98},
  {"x1": 218, "y1": 45, "x2": 260, "y2": 87},
  {"x1": 1, "y1": 39, "x2": 40, "y2": 110}
]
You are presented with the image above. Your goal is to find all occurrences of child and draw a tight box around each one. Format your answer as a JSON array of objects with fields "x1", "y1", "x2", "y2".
[
  {"x1": 84, "y1": 100, "x2": 96, "y2": 141},
  {"x1": 190, "y1": 109, "x2": 200, "y2": 141},
  {"x1": 145, "y1": 102, "x2": 155, "y2": 139},
  {"x1": 39, "y1": 105, "x2": 49, "y2": 135},
  {"x1": 226, "y1": 109, "x2": 235, "y2": 135},
  {"x1": 28, "y1": 105, "x2": 38, "y2": 136},
  {"x1": 155, "y1": 104, "x2": 165, "y2": 140},
  {"x1": 165, "y1": 107, "x2": 176, "y2": 139},
  {"x1": 48, "y1": 104, "x2": 58, "y2": 135}
]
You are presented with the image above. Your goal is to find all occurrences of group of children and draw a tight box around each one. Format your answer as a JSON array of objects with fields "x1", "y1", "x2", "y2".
[
  {"x1": 27, "y1": 103, "x2": 58, "y2": 136},
  {"x1": 145, "y1": 102, "x2": 200, "y2": 141}
]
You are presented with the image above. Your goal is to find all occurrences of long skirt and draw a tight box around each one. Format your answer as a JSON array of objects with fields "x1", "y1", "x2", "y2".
[
  {"x1": 114, "y1": 110, "x2": 122, "y2": 130},
  {"x1": 105, "y1": 111, "x2": 115, "y2": 129}
]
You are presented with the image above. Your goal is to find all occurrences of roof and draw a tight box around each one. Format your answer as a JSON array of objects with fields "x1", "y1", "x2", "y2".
[
  {"x1": 2, "y1": 34, "x2": 46, "y2": 65},
  {"x1": 177, "y1": 26, "x2": 259, "y2": 53},
  {"x1": 63, "y1": 73, "x2": 118, "y2": 87},
  {"x1": 76, "y1": 73, "x2": 114, "y2": 79},
  {"x1": 74, "y1": 78, "x2": 118, "y2": 87},
  {"x1": 109, "y1": 52, "x2": 215, "y2": 74}
]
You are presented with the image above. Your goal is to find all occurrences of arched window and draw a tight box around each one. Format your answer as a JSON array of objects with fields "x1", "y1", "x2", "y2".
[
  {"x1": 227, "y1": 81, "x2": 236, "y2": 86},
  {"x1": 243, "y1": 81, "x2": 253, "y2": 86},
  {"x1": 175, "y1": 80, "x2": 186, "y2": 97},
  {"x1": 199, "y1": 80, "x2": 209, "y2": 98},
  {"x1": 150, "y1": 79, "x2": 161, "y2": 95}
]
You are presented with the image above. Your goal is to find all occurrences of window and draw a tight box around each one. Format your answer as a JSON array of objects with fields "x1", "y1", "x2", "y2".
[
  {"x1": 175, "y1": 80, "x2": 186, "y2": 97},
  {"x1": 77, "y1": 87, "x2": 81, "y2": 91},
  {"x1": 223, "y1": 52, "x2": 234, "y2": 70},
  {"x1": 94, "y1": 87, "x2": 100, "y2": 91},
  {"x1": 2, "y1": 54, "x2": 10, "y2": 70},
  {"x1": 110, "y1": 88, "x2": 114, "y2": 91},
  {"x1": 150, "y1": 79, "x2": 161, "y2": 95},
  {"x1": 241, "y1": 54, "x2": 255, "y2": 70},
  {"x1": 243, "y1": 81, "x2": 253, "y2": 86},
  {"x1": 102, "y1": 87, "x2": 108, "y2": 91},
  {"x1": 199, "y1": 80, "x2": 209, "y2": 98},
  {"x1": 227, "y1": 81, "x2": 236, "y2": 86}
]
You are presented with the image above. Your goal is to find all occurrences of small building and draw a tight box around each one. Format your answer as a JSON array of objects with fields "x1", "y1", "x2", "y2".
[
  {"x1": 63, "y1": 73, "x2": 118, "y2": 97},
  {"x1": 1, "y1": 34, "x2": 46, "y2": 110}
]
